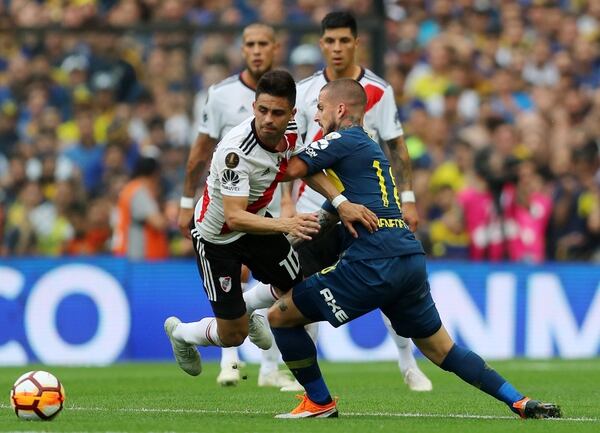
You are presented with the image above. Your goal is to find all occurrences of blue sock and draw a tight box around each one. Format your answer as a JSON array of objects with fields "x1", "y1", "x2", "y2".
[
  {"x1": 271, "y1": 326, "x2": 332, "y2": 405},
  {"x1": 440, "y1": 344, "x2": 524, "y2": 408}
]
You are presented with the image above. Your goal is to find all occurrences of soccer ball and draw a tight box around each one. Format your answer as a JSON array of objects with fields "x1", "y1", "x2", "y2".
[{"x1": 10, "y1": 371, "x2": 65, "y2": 421}]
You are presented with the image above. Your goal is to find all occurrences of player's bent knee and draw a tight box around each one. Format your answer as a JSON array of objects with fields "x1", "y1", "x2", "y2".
[
  {"x1": 267, "y1": 306, "x2": 291, "y2": 328},
  {"x1": 267, "y1": 306, "x2": 282, "y2": 328},
  {"x1": 219, "y1": 330, "x2": 248, "y2": 347}
]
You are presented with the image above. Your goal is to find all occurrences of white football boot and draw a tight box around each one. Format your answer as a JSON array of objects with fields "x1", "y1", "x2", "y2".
[
  {"x1": 258, "y1": 370, "x2": 305, "y2": 392},
  {"x1": 164, "y1": 317, "x2": 201, "y2": 376},
  {"x1": 217, "y1": 361, "x2": 240, "y2": 386},
  {"x1": 248, "y1": 312, "x2": 272, "y2": 350},
  {"x1": 403, "y1": 367, "x2": 433, "y2": 392}
]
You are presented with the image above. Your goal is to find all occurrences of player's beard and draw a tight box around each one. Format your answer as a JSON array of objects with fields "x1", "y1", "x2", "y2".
[
  {"x1": 249, "y1": 64, "x2": 271, "y2": 82},
  {"x1": 323, "y1": 118, "x2": 342, "y2": 135},
  {"x1": 323, "y1": 123, "x2": 336, "y2": 135}
]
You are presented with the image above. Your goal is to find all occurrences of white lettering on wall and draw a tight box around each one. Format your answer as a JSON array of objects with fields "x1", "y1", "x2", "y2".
[
  {"x1": 526, "y1": 274, "x2": 600, "y2": 358},
  {"x1": 24, "y1": 264, "x2": 130, "y2": 365},
  {"x1": 0, "y1": 267, "x2": 28, "y2": 365},
  {"x1": 430, "y1": 272, "x2": 516, "y2": 359}
]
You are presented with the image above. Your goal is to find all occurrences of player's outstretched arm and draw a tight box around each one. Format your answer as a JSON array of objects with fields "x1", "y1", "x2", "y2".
[
  {"x1": 286, "y1": 207, "x2": 339, "y2": 247},
  {"x1": 223, "y1": 195, "x2": 320, "y2": 240},
  {"x1": 335, "y1": 200, "x2": 379, "y2": 238},
  {"x1": 178, "y1": 133, "x2": 217, "y2": 238},
  {"x1": 385, "y1": 136, "x2": 419, "y2": 232},
  {"x1": 304, "y1": 172, "x2": 378, "y2": 238}
]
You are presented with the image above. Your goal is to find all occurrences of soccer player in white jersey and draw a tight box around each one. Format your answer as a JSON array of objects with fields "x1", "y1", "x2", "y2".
[
  {"x1": 177, "y1": 24, "x2": 299, "y2": 389},
  {"x1": 293, "y1": 11, "x2": 432, "y2": 391},
  {"x1": 165, "y1": 70, "x2": 378, "y2": 382}
]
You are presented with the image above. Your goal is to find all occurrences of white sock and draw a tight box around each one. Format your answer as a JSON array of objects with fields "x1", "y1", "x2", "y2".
[
  {"x1": 173, "y1": 318, "x2": 224, "y2": 347},
  {"x1": 257, "y1": 308, "x2": 280, "y2": 375},
  {"x1": 243, "y1": 282, "x2": 278, "y2": 315},
  {"x1": 305, "y1": 322, "x2": 319, "y2": 344},
  {"x1": 221, "y1": 347, "x2": 240, "y2": 369},
  {"x1": 259, "y1": 343, "x2": 281, "y2": 376},
  {"x1": 381, "y1": 312, "x2": 417, "y2": 374}
]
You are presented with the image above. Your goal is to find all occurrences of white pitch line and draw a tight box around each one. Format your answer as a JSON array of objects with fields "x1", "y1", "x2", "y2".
[
  {"x1": 497, "y1": 362, "x2": 600, "y2": 371},
  {"x1": 2, "y1": 404, "x2": 597, "y2": 423}
]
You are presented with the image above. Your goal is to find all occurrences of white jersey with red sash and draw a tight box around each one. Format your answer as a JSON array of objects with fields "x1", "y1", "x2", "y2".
[
  {"x1": 194, "y1": 117, "x2": 299, "y2": 244},
  {"x1": 294, "y1": 68, "x2": 404, "y2": 213}
]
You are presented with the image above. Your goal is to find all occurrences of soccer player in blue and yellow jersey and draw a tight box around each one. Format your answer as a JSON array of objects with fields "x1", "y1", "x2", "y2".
[{"x1": 268, "y1": 79, "x2": 561, "y2": 419}]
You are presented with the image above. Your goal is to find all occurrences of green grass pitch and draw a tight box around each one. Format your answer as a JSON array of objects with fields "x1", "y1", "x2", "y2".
[{"x1": 1, "y1": 359, "x2": 599, "y2": 432}]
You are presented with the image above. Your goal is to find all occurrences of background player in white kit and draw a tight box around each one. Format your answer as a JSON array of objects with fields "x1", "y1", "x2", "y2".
[
  {"x1": 177, "y1": 24, "x2": 300, "y2": 390},
  {"x1": 293, "y1": 11, "x2": 432, "y2": 391}
]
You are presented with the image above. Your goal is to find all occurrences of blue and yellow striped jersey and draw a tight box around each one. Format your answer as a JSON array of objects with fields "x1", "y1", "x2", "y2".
[{"x1": 296, "y1": 126, "x2": 424, "y2": 261}]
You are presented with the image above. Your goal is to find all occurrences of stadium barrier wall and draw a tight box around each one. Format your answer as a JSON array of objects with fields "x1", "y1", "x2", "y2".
[{"x1": 1, "y1": 258, "x2": 599, "y2": 365}]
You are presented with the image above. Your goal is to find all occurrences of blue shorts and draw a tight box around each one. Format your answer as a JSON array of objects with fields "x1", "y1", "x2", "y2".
[{"x1": 292, "y1": 253, "x2": 441, "y2": 339}]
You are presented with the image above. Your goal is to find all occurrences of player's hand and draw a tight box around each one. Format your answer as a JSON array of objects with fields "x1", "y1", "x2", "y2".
[
  {"x1": 177, "y1": 207, "x2": 194, "y2": 239},
  {"x1": 284, "y1": 213, "x2": 320, "y2": 241},
  {"x1": 401, "y1": 202, "x2": 419, "y2": 232},
  {"x1": 337, "y1": 202, "x2": 379, "y2": 238},
  {"x1": 284, "y1": 233, "x2": 303, "y2": 248}
]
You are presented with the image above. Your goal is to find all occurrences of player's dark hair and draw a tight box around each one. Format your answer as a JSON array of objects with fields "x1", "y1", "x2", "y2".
[
  {"x1": 255, "y1": 70, "x2": 296, "y2": 108},
  {"x1": 321, "y1": 11, "x2": 358, "y2": 37}
]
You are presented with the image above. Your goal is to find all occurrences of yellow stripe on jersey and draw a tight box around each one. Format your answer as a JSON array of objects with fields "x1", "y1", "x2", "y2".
[
  {"x1": 388, "y1": 167, "x2": 402, "y2": 210},
  {"x1": 372, "y1": 160, "x2": 389, "y2": 207},
  {"x1": 325, "y1": 168, "x2": 345, "y2": 192}
]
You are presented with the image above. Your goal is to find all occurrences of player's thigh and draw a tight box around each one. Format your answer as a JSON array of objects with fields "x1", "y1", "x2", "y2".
[
  {"x1": 296, "y1": 223, "x2": 344, "y2": 277},
  {"x1": 292, "y1": 260, "x2": 379, "y2": 328},
  {"x1": 192, "y1": 236, "x2": 246, "y2": 320},
  {"x1": 240, "y1": 233, "x2": 303, "y2": 292},
  {"x1": 381, "y1": 283, "x2": 442, "y2": 339}
]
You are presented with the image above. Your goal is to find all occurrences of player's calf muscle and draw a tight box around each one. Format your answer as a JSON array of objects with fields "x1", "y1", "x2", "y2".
[{"x1": 268, "y1": 295, "x2": 308, "y2": 328}]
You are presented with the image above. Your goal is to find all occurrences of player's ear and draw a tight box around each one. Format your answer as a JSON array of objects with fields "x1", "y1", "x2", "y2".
[{"x1": 291, "y1": 107, "x2": 297, "y2": 117}]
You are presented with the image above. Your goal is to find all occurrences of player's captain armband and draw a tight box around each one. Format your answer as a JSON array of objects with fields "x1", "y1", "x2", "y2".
[
  {"x1": 400, "y1": 190, "x2": 416, "y2": 203},
  {"x1": 180, "y1": 197, "x2": 195, "y2": 209},
  {"x1": 331, "y1": 194, "x2": 348, "y2": 209}
]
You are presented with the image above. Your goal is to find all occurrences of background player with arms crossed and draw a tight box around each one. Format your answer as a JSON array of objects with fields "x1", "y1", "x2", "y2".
[
  {"x1": 294, "y1": 11, "x2": 431, "y2": 391},
  {"x1": 177, "y1": 24, "x2": 299, "y2": 389},
  {"x1": 268, "y1": 78, "x2": 560, "y2": 420}
]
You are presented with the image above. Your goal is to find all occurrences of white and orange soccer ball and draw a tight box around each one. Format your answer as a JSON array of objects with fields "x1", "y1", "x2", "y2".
[{"x1": 10, "y1": 371, "x2": 65, "y2": 421}]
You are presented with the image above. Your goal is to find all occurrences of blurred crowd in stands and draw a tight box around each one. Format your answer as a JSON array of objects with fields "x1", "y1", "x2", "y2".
[{"x1": 0, "y1": 0, "x2": 599, "y2": 262}]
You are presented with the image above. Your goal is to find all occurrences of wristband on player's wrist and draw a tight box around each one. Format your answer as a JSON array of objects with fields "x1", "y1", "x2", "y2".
[
  {"x1": 331, "y1": 194, "x2": 348, "y2": 209},
  {"x1": 400, "y1": 190, "x2": 416, "y2": 203},
  {"x1": 180, "y1": 196, "x2": 195, "y2": 209}
]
